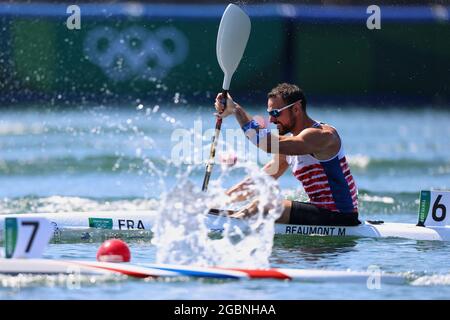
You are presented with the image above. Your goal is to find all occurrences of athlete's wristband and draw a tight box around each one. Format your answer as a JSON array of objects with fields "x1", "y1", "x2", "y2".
[
  {"x1": 242, "y1": 120, "x2": 270, "y2": 145},
  {"x1": 241, "y1": 120, "x2": 260, "y2": 133}
]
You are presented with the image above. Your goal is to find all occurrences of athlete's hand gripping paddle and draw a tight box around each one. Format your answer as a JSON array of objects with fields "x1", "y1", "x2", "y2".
[{"x1": 202, "y1": 4, "x2": 251, "y2": 191}]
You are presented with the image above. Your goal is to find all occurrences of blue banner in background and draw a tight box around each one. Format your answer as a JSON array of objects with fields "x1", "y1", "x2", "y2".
[{"x1": 0, "y1": 3, "x2": 448, "y2": 22}]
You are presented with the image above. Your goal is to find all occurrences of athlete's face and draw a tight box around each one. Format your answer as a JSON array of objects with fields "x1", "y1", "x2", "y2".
[{"x1": 267, "y1": 96, "x2": 296, "y2": 135}]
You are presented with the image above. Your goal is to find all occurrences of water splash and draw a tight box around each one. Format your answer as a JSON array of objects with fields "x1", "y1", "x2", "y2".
[
  {"x1": 151, "y1": 162, "x2": 283, "y2": 268},
  {"x1": 411, "y1": 274, "x2": 450, "y2": 286}
]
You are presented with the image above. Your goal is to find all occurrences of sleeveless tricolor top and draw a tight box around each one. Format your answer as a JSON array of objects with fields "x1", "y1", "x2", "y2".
[{"x1": 286, "y1": 122, "x2": 358, "y2": 213}]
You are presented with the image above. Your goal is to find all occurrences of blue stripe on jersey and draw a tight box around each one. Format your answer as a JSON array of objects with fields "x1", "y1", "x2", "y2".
[{"x1": 320, "y1": 156, "x2": 355, "y2": 212}]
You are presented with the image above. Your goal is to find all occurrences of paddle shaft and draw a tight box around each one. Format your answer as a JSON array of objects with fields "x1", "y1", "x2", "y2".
[{"x1": 202, "y1": 89, "x2": 228, "y2": 191}]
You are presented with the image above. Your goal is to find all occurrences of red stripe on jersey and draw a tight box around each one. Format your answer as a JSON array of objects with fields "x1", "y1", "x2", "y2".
[
  {"x1": 302, "y1": 175, "x2": 329, "y2": 187},
  {"x1": 310, "y1": 196, "x2": 335, "y2": 203},
  {"x1": 289, "y1": 151, "x2": 358, "y2": 213},
  {"x1": 297, "y1": 169, "x2": 326, "y2": 181},
  {"x1": 294, "y1": 164, "x2": 323, "y2": 177},
  {"x1": 306, "y1": 189, "x2": 333, "y2": 198},
  {"x1": 340, "y1": 161, "x2": 349, "y2": 168}
]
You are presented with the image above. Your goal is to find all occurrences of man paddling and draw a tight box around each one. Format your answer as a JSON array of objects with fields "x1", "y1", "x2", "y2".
[{"x1": 214, "y1": 83, "x2": 360, "y2": 226}]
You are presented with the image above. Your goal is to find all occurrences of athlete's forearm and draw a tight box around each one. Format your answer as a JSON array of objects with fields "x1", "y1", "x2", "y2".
[
  {"x1": 234, "y1": 104, "x2": 309, "y2": 155},
  {"x1": 242, "y1": 127, "x2": 311, "y2": 155},
  {"x1": 233, "y1": 104, "x2": 253, "y2": 127},
  {"x1": 263, "y1": 156, "x2": 288, "y2": 178},
  {"x1": 259, "y1": 135, "x2": 310, "y2": 155},
  {"x1": 226, "y1": 177, "x2": 252, "y2": 196},
  {"x1": 225, "y1": 177, "x2": 255, "y2": 203},
  {"x1": 240, "y1": 122, "x2": 279, "y2": 154},
  {"x1": 234, "y1": 105, "x2": 277, "y2": 153}
]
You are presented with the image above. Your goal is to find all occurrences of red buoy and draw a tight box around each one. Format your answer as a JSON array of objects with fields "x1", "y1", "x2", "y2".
[{"x1": 96, "y1": 239, "x2": 131, "y2": 263}]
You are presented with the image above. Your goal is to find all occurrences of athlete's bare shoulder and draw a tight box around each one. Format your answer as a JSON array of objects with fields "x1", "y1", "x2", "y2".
[
  {"x1": 297, "y1": 122, "x2": 337, "y2": 140},
  {"x1": 316, "y1": 122, "x2": 339, "y2": 136},
  {"x1": 299, "y1": 122, "x2": 341, "y2": 159}
]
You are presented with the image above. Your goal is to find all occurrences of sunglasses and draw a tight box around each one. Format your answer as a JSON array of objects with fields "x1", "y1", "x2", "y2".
[{"x1": 267, "y1": 100, "x2": 301, "y2": 118}]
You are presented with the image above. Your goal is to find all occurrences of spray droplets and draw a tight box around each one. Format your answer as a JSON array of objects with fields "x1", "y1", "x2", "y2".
[
  {"x1": 151, "y1": 162, "x2": 283, "y2": 268},
  {"x1": 173, "y1": 92, "x2": 180, "y2": 104}
]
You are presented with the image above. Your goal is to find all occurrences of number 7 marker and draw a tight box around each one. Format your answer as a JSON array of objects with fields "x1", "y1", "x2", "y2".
[{"x1": 4, "y1": 217, "x2": 53, "y2": 259}]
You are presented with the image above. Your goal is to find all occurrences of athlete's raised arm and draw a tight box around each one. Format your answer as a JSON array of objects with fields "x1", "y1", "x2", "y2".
[{"x1": 214, "y1": 92, "x2": 340, "y2": 158}]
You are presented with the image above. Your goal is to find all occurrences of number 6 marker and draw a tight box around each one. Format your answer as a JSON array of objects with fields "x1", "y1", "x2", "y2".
[{"x1": 417, "y1": 190, "x2": 450, "y2": 227}]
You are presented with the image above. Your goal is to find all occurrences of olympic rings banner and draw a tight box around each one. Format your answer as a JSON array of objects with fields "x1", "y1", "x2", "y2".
[
  {"x1": 0, "y1": 6, "x2": 286, "y2": 103},
  {"x1": 0, "y1": 3, "x2": 449, "y2": 105},
  {"x1": 83, "y1": 26, "x2": 189, "y2": 82}
]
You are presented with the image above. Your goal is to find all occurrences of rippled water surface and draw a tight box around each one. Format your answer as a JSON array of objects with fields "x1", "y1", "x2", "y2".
[{"x1": 1, "y1": 105, "x2": 450, "y2": 299}]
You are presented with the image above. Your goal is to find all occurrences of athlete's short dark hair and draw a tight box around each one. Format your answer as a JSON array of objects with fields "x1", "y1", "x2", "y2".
[{"x1": 267, "y1": 83, "x2": 307, "y2": 111}]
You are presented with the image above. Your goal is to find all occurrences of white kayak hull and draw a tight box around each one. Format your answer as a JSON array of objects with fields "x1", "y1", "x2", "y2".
[
  {"x1": 0, "y1": 258, "x2": 406, "y2": 284},
  {"x1": 274, "y1": 221, "x2": 450, "y2": 241},
  {"x1": 0, "y1": 210, "x2": 449, "y2": 242}
]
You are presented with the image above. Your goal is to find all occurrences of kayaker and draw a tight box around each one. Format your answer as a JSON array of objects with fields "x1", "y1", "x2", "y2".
[{"x1": 214, "y1": 83, "x2": 360, "y2": 226}]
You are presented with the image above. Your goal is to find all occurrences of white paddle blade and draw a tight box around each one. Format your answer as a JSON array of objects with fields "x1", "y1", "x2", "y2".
[{"x1": 216, "y1": 4, "x2": 251, "y2": 90}]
